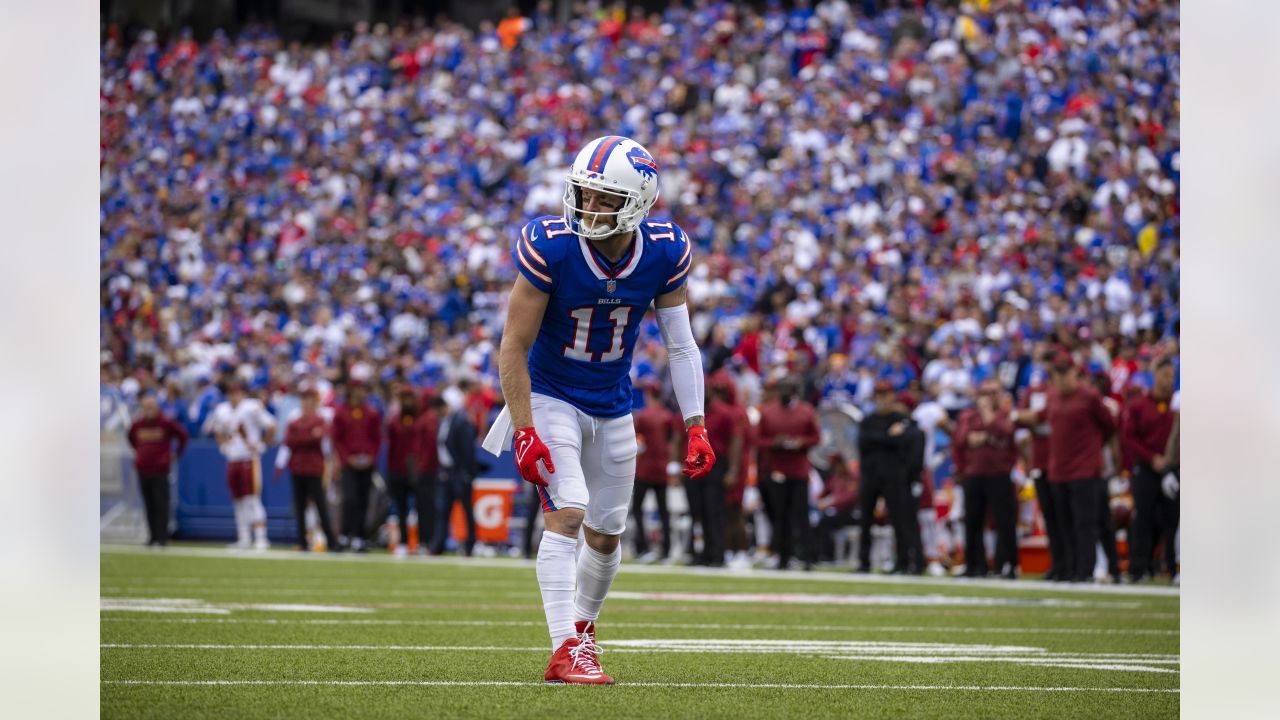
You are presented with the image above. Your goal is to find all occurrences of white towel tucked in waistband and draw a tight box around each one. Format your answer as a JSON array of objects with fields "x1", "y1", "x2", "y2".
[{"x1": 481, "y1": 405, "x2": 515, "y2": 457}]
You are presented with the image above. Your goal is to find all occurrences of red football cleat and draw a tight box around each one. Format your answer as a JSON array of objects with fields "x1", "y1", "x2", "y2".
[{"x1": 544, "y1": 623, "x2": 613, "y2": 685}]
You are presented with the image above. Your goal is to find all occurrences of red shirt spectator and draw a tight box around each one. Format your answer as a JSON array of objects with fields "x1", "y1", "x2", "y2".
[
  {"x1": 414, "y1": 407, "x2": 441, "y2": 478},
  {"x1": 704, "y1": 396, "x2": 738, "y2": 464},
  {"x1": 817, "y1": 457, "x2": 859, "y2": 514},
  {"x1": 387, "y1": 407, "x2": 420, "y2": 476},
  {"x1": 732, "y1": 318, "x2": 763, "y2": 375},
  {"x1": 634, "y1": 392, "x2": 681, "y2": 485},
  {"x1": 128, "y1": 400, "x2": 188, "y2": 476},
  {"x1": 1043, "y1": 369, "x2": 1117, "y2": 482},
  {"x1": 464, "y1": 380, "x2": 497, "y2": 439},
  {"x1": 953, "y1": 408, "x2": 1017, "y2": 477},
  {"x1": 1109, "y1": 350, "x2": 1139, "y2": 401},
  {"x1": 756, "y1": 395, "x2": 821, "y2": 480},
  {"x1": 284, "y1": 412, "x2": 328, "y2": 477},
  {"x1": 331, "y1": 384, "x2": 382, "y2": 468},
  {"x1": 1121, "y1": 390, "x2": 1175, "y2": 468},
  {"x1": 725, "y1": 401, "x2": 754, "y2": 506},
  {"x1": 1121, "y1": 361, "x2": 1177, "y2": 471}
]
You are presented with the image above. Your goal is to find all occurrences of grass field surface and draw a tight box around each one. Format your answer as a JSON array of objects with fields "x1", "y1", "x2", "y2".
[{"x1": 101, "y1": 545, "x2": 1178, "y2": 718}]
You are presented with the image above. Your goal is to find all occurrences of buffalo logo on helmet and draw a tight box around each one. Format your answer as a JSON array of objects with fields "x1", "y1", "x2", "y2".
[{"x1": 626, "y1": 146, "x2": 658, "y2": 179}]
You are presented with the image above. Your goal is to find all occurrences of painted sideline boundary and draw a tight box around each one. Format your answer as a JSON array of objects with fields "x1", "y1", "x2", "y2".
[
  {"x1": 100, "y1": 544, "x2": 1181, "y2": 598},
  {"x1": 101, "y1": 679, "x2": 1179, "y2": 693},
  {"x1": 98, "y1": 617, "x2": 1179, "y2": 636}
]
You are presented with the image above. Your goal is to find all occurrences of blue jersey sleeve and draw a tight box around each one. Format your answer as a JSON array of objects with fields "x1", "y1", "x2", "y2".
[
  {"x1": 663, "y1": 225, "x2": 694, "y2": 292},
  {"x1": 512, "y1": 220, "x2": 556, "y2": 293}
]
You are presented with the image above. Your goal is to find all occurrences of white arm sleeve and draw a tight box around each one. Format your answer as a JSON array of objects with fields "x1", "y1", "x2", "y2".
[
  {"x1": 655, "y1": 304, "x2": 704, "y2": 422},
  {"x1": 275, "y1": 445, "x2": 291, "y2": 470}
]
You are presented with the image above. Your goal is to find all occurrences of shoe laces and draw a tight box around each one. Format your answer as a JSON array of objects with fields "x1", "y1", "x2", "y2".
[{"x1": 568, "y1": 635, "x2": 604, "y2": 676}]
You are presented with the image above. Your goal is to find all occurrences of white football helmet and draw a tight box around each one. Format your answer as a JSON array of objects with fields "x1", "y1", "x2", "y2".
[{"x1": 562, "y1": 135, "x2": 660, "y2": 240}]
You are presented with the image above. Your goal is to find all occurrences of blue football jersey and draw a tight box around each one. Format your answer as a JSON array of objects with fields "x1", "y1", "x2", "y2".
[{"x1": 512, "y1": 215, "x2": 693, "y2": 418}]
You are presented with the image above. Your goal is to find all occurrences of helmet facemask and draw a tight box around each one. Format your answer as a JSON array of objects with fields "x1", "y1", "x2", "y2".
[{"x1": 563, "y1": 175, "x2": 652, "y2": 241}]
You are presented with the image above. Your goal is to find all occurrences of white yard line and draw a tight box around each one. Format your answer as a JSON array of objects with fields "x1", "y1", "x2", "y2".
[
  {"x1": 99, "y1": 642, "x2": 1179, "y2": 662},
  {"x1": 100, "y1": 641, "x2": 1180, "y2": 676},
  {"x1": 97, "y1": 617, "x2": 1178, "y2": 636},
  {"x1": 102, "y1": 643, "x2": 547, "y2": 651},
  {"x1": 101, "y1": 679, "x2": 1179, "y2": 693},
  {"x1": 606, "y1": 591, "x2": 1140, "y2": 609},
  {"x1": 104, "y1": 576, "x2": 530, "y2": 588},
  {"x1": 100, "y1": 586, "x2": 527, "y2": 598},
  {"x1": 100, "y1": 597, "x2": 374, "y2": 614},
  {"x1": 101, "y1": 544, "x2": 1180, "y2": 598},
  {"x1": 99, "y1": 642, "x2": 1178, "y2": 657},
  {"x1": 99, "y1": 587, "x2": 1131, "y2": 607}
]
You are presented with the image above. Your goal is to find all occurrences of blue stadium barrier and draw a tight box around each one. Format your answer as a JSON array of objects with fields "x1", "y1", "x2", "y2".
[{"x1": 175, "y1": 439, "x2": 521, "y2": 543}]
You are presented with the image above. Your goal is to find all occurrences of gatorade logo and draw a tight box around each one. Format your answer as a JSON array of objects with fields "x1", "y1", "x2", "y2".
[{"x1": 475, "y1": 494, "x2": 505, "y2": 529}]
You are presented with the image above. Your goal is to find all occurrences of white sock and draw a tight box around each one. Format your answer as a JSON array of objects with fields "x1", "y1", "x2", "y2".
[
  {"x1": 536, "y1": 530, "x2": 578, "y2": 651},
  {"x1": 573, "y1": 543, "x2": 621, "y2": 623},
  {"x1": 233, "y1": 498, "x2": 250, "y2": 544},
  {"x1": 250, "y1": 496, "x2": 267, "y2": 541}
]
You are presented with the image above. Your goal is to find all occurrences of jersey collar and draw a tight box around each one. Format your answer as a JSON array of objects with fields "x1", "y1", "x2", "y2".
[{"x1": 578, "y1": 228, "x2": 643, "y2": 281}]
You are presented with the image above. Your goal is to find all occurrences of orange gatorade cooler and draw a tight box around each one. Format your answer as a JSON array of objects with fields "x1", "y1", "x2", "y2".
[{"x1": 451, "y1": 478, "x2": 519, "y2": 544}]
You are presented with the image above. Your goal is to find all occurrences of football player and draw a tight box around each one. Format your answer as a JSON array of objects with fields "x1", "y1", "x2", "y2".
[
  {"x1": 484, "y1": 136, "x2": 715, "y2": 684},
  {"x1": 204, "y1": 380, "x2": 277, "y2": 550}
]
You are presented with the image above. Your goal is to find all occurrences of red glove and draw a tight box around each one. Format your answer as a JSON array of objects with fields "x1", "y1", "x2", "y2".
[
  {"x1": 513, "y1": 426, "x2": 555, "y2": 487},
  {"x1": 683, "y1": 425, "x2": 716, "y2": 479}
]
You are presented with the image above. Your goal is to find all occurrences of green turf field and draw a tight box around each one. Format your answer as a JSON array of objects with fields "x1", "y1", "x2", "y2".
[{"x1": 101, "y1": 545, "x2": 1178, "y2": 718}]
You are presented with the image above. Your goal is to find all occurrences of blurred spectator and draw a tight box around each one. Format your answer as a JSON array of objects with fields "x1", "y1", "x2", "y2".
[
  {"x1": 757, "y1": 378, "x2": 821, "y2": 570},
  {"x1": 186, "y1": 376, "x2": 223, "y2": 438},
  {"x1": 1122, "y1": 358, "x2": 1178, "y2": 582},
  {"x1": 414, "y1": 387, "x2": 443, "y2": 555},
  {"x1": 693, "y1": 373, "x2": 737, "y2": 567},
  {"x1": 1090, "y1": 370, "x2": 1124, "y2": 583},
  {"x1": 1163, "y1": 409, "x2": 1180, "y2": 586},
  {"x1": 435, "y1": 385, "x2": 477, "y2": 556},
  {"x1": 631, "y1": 379, "x2": 680, "y2": 564},
  {"x1": 909, "y1": 387, "x2": 951, "y2": 575},
  {"x1": 277, "y1": 384, "x2": 338, "y2": 552},
  {"x1": 157, "y1": 378, "x2": 191, "y2": 431},
  {"x1": 897, "y1": 391, "x2": 934, "y2": 575},
  {"x1": 496, "y1": 6, "x2": 530, "y2": 51},
  {"x1": 101, "y1": 362, "x2": 131, "y2": 434},
  {"x1": 1017, "y1": 359, "x2": 1066, "y2": 580},
  {"x1": 1016, "y1": 352, "x2": 1117, "y2": 583},
  {"x1": 953, "y1": 380, "x2": 1018, "y2": 579},
  {"x1": 856, "y1": 379, "x2": 919, "y2": 574},
  {"x1": 127, "y1": 393, "x2": 189, "y2": 546},
  {"x1": 719, "y1": 372, "x2": 754, "y2": 568},
  {"x1": 385, "y1": 385, "x2": 421, "y2": 555},
  {"x1": 332, "y1": 380, "x2": 382, "y2": 552},
  {"x1": 813, "y1": 451, "x2": 859, "y2": 564}
]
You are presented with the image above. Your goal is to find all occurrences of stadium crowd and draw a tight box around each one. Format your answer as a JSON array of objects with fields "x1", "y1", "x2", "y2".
[{"x1": 100, "y1": 0, "x2": 1180, "y2": 580}]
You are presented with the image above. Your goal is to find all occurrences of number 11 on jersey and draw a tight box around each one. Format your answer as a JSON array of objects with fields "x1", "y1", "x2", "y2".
[{"x1": 563, "y1": 306, "x2": 632, "y2": 363}]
